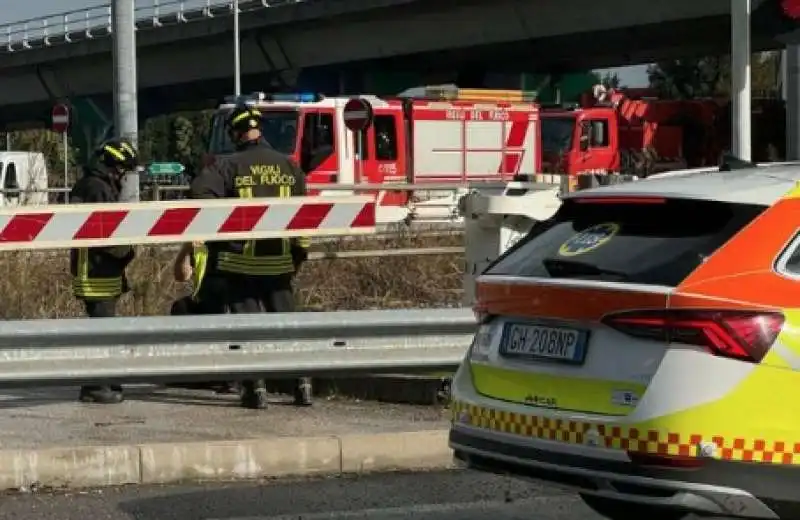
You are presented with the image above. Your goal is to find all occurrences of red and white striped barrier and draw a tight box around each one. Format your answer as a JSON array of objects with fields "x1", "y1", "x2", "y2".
[{"x1": 0, "y1": 196, "x2": 376, "y2": 251}]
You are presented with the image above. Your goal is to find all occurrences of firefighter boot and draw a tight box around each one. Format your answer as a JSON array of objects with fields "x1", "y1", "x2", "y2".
[
  {"x1": 79, "y1": 385, "x2": 124, "y2": 404},
  {"x1": 241, "y1": 379, "x2": 268, "y2": 410},
  {"x1": 293, "y1": 377, "x2": 313, "y2": 406}
]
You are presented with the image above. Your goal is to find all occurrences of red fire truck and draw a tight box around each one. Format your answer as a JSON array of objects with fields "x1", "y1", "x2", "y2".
[
  {"x1": 206, "y1": 88, "x2": 542, "y2": 223},
  {"x1": 539, "y1": 85, "x2": 724, "y2": 177}
]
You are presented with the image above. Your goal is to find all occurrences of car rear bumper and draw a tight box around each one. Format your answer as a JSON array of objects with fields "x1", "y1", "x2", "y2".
[{"x1": 450, "y1": 422, "x2": 800, "y2": 519}]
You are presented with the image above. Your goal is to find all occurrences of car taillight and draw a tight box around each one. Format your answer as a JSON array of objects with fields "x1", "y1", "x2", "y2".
[{"x1": 601, "y1": 310, "x2": 785, "y2": 363}]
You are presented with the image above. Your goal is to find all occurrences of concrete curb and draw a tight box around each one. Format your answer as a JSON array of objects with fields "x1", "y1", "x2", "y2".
[{"x1": 0, "y1": 430, "x2": 455, "y2": 491}]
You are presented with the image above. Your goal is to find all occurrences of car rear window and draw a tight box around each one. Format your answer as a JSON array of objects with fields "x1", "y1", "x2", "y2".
[
  {"x1": 779, "y1": 234, "x2": 800, "y2": 276},
  {"x1": 484, "y1": 198, "x2": 766, "y2": 287}
]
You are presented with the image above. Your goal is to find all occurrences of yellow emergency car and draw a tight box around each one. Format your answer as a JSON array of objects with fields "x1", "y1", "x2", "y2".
[{"x1": 449, "y1": 162, "x2": 800, "y2": 519}]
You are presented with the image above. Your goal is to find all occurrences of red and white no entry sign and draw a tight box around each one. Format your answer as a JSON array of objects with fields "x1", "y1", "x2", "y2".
[
  {"x1": 343, "y1": 97, "x2": 373, "y2": 132},
  {"x1": 51, "y1": 104, "x2": 70, "y2": 134}
]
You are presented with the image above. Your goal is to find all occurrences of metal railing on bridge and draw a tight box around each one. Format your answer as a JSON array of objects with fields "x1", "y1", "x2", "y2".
[{"x1": 2, "y1": 0, "x2": 302, "y2": 54}]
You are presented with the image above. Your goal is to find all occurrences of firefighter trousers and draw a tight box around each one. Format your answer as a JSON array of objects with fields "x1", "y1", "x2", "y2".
[
  {"x1": 81, "y1": 298, "x2": 123, "y2": 400},
  {"x1": 201, "y1": 273, "x2": 311, "y2": 402},
  {"x1": 85, "y1": 298, "x2": 117, "y2": 318}
]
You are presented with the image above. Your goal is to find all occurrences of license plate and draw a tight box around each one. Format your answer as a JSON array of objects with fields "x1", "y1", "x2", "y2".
[{"x1": 500, "y1": 322, "x2": 588, "y2": 364}]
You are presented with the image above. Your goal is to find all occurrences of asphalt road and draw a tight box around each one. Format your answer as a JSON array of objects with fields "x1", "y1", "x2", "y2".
[{"x1": 0, "y1": 469, "x2": 603, "y2": 520}]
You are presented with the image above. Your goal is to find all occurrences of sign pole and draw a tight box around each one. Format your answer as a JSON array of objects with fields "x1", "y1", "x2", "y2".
[
  {"x1": 63, "y1": 131, "x2": 69, "y2": 203},
  {"x1": 233, "y1": 0, "x2": 241, "y2": 96},
  {"x1": 343, "y1": 97, "x2": 374, "y2": 185},
  {"x1": 357, "y1": 131, "x2": 363, "y2": 183},
  {"x1": 51, "y1": 103, "x2": 71, "y2": 202}
]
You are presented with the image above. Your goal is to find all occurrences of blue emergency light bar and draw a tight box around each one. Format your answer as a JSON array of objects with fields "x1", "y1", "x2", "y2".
[
  {"x1": 268, "y1": 92, "x2": 322, "y2": 102},
  {"x1": 223, "y1": 92, "x2": 324, "y2": 104}
]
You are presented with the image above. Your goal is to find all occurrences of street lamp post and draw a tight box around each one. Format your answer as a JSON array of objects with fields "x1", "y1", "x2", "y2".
[{"x1": 234, "y1": 0, "x2": 241, "y2": 96}]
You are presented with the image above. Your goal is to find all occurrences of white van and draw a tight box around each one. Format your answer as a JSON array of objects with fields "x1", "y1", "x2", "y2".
[{"x1": 0, "y1": 152, "x2": 49, "y2": 206}]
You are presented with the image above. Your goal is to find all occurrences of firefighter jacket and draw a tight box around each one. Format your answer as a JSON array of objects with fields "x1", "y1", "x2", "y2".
[
  {"x1": 69, "y1": 165, "x2": 135, "y2": 300},
  {"x1": 189, "y1": 140, "x2": 311, "y2": 277}
]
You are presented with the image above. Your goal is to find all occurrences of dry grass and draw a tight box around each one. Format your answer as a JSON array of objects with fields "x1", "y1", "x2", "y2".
[{"x1": 0, "y1": 229, "x2": 464, "y2": 320}]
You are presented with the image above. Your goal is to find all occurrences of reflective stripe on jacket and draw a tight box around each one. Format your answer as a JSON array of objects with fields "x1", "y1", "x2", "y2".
[
  {"x1": 69, "y1": 165, "x2": 132, "y2": 300},
  {"x1": 71, "y1": 248, "x2": 124, "y2": 299},
  {"x1": 190, "y1": 244, "x2": 209, "y2": 299}
]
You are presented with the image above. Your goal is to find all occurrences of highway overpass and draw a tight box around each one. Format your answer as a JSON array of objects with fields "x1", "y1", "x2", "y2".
[{"x1": 0, "y1": 0, "x2": 796, "y2": 131}]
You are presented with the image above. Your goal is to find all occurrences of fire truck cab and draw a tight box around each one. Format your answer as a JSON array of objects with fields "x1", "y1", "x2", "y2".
[
  {"x1": 540, "y1": 85, "x2": 721, "y2": 177},
  {"x1": 207, "y1": 89, "x2": 542, "y2": 223}
]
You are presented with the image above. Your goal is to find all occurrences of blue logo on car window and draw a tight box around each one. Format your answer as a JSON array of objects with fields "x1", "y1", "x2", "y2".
[{"x1": 558, "y1": 222, "x2": 620, "y2": 257}]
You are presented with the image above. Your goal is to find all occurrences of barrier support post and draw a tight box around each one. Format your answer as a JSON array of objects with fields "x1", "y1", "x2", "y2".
[{"x1": 459, "y1": 181, "x2": 562, "y2": 307}]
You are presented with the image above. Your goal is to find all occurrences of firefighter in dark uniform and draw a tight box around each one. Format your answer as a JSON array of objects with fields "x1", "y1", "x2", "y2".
[
  {"x1": 189, "y1": 104, "x2": 313, "y2": 410},
  {"x1": 168, "y1": 242, "x2": 239, "y2": 394},
  {"x1": 70, "y1": 138, "x2": 138, "y2": 404},
  {"x1": 171, "y1": 241, "x2": 210, "y2": 315}
]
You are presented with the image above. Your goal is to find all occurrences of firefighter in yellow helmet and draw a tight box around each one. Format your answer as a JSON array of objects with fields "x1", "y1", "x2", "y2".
[
  {"x1": 69, "y1": 138, "x2": 138, "y2": 404},
  {"x1": 189, "y1": 103, "x2": 313, "y2": 409}
]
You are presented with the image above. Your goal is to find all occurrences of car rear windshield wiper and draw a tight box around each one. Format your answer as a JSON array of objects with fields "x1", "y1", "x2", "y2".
[{"x1": 542, "y1": 258, "x2": 630, "y2": 281}]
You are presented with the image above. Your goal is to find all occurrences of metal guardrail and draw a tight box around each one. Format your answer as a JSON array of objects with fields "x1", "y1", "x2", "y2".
[
  {"x1": 0, "y1": 308, "x2": 475, "y2": 387},
  {"x1": 2, "y1": 0, "x2": 303, "y2": 54},
  {"x1": 22, "y1": 244, "x2": 465, "y2": 260}
]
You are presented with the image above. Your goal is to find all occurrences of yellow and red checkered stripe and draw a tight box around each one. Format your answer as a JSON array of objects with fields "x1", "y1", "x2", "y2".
[{"x1": 451, "y1": 400, "x2": 800, "y2": 464}]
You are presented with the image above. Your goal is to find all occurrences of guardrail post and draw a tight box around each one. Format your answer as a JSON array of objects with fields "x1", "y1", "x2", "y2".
[
  {"x1": 22, "y1": 23, "x2": 30, "y2": 49},
  {"x1": 63, "y1": 14, "x2": 72, "y2": 43},
  {"x1": 152, "y1": 0, "x2": 163, "y2": 27},
  {"x1": 178, "y1": 2, "x2": 188, "y2": 22},
  {"x1": 85, "y1": 11, "x2": 94, "y2": 39}
]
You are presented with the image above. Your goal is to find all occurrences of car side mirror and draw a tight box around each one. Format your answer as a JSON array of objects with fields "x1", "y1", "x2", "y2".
[{"x1": 579, "y1": 134, "x2": 590, "y2": 152}]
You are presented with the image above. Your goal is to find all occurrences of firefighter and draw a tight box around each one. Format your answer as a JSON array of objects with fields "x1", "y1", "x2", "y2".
[
  {"x1": 70, "y1": 138, "x2": 138, "y2": 404},
  {"x1": 169, "y1": 242, "x2": 239, "y2": 394},
  {"x1": 189, "y1": 104, "x2": 313, "y2": 410},
  {"x1": 171, "y1": 241, "x2": 209, "y2": 315}
]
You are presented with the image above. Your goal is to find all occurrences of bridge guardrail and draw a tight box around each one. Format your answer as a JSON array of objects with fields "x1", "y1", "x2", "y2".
[
  {"x1": 0, "y1": 308, "x2": 475, "y2": 387},
  {"x1": 2, "y1": 0, "x2": 301, "y2": 54}
]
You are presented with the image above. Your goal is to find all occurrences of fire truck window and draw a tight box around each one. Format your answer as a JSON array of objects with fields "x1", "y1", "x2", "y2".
[
  {"x1": 373, "y1": 115, "x2": 398, "y2": 161},
  {"x1": 301, "y1": 113, "x2": 335, "y2": 172},
  {"x1": 4, "y1": 162, "x2": 18, "y2": 190},
  {"x1": 353, "y1": 129, "x2": 369, "y2": 159},
  {"x1": 589, "y1": 120, "x2": 609, "y2": 147}
]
